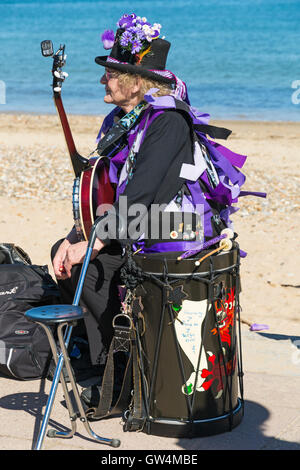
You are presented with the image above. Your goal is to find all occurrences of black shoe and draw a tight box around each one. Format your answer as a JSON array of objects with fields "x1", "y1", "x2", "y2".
[
  {"x1": 80, "y1": 379, "x2": 123, "y2": 406},
  {"x1": 80, "y1": 353, "x2": 128, "y2": 410},
  {"x1": 81, "y1": 383, "x2": 102, "y2": 408},
  {"x1": 80, "y1": 382, "x2": 124, "y2": 421}
]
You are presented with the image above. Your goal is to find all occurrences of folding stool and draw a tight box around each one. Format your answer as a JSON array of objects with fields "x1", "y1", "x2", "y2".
[{"x1": 25, "y1": 229, "x2": 121, "y2": 450}]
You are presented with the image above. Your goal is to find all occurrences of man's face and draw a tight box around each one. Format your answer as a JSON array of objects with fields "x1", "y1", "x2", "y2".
[
  {"x1": 100, "y1": 68, "x2": 142, "y2": 113},
  {"x1": 100, "y1": 68, "x2": 129, "y2": 107}
]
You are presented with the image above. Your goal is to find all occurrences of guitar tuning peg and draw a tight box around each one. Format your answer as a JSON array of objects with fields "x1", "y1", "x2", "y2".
[
  {"x1": 62, "y1": 72, "x2": 69, "y2": 77},
  {"x1": 54, "y1": 86, "x2": 61, "y2": 92},
  {"x1": 54, "y1": 71, "x2": 61, "y2": 78}
]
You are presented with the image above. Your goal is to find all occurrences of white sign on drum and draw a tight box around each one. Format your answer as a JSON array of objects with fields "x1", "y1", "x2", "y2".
[{"x1": 175, "y1": 299, "x2": 209, "y2": 395}]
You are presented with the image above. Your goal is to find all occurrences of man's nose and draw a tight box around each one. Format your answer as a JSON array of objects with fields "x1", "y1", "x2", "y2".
[{"x1": 100, "y1": 73, "x2": 107, "y2": 84}]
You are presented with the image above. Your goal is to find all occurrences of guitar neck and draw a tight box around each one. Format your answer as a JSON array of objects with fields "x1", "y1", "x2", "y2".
[{"x1": 53, "y1": 92, "x2": 89, "y2": 176}]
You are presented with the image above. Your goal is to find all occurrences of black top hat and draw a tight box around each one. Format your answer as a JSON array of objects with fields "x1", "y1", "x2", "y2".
[{"x1": 95, "y1": 27, "x2": 175, "y2": 84}]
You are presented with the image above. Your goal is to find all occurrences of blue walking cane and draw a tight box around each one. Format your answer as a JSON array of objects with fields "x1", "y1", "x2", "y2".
[{"x1": 25, "y1": 218, "x2": 121, "y2": 450}]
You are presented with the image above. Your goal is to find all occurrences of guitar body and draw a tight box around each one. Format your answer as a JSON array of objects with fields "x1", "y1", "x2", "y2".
[{"x1": 79, "y1": 156, "x2": 115, "y2": 240}]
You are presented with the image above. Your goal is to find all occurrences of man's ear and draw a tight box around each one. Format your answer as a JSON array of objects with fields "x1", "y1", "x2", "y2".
[{"x1": 131, "y1": 75, "x2": 142, "y2": 94}]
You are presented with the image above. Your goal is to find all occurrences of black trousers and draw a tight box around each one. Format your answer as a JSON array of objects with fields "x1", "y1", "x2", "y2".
[{"x1": 51, "y1": 240, "x2": 125, "y2": 365}]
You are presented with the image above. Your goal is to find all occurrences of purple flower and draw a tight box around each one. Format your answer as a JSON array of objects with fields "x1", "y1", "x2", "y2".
[
  {"x1": 125, "y1": 25, "x2": 145, "y2": 42},
  {"x1": 115, "y1": 13, "x2": 162, "y2": 55},
  {"x1": 120, "y1": 30, "x2": 133, "y2": 47},
  {"x1": 101, "y1": 30, "x2": 115, "y2": 50},
  {"x1": 127, "y1": 25, "x2": 139, "y2": 34},
  {"x1": 131, "y1": 39, "x2": 142, "y2": 53},
  {"x1": 135, "y1": 28, "x2": 146, "y2": 41}
]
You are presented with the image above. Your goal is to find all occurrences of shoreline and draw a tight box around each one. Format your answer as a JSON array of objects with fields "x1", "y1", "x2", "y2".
[{"x1": 0, "y1": 110, "x2": 299, "y2": 124}]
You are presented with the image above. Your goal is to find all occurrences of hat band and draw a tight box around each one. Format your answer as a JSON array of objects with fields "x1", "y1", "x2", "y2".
[
  {"x1": 107, "y1": 56, "x2": 129, "y2": 65},
  {"x1": 106, "y1": 56, "x2": 173, "y2": 79}
]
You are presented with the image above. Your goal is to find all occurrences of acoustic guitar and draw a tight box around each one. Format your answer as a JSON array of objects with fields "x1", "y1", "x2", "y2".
[{"x1": 41, "y1": 41, "x2": 115, "y2": 241}]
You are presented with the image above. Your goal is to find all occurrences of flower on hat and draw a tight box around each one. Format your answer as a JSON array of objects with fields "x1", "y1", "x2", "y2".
[{"x1": 101, "y1": 14, "x2": 162, "y2": 57}]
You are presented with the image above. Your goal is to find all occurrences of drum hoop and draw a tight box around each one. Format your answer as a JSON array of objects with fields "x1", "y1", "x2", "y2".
[
  {"x1": 144, "y1": 398, "x2": 243, "y2": 426},
  {"x1": 141, "y1": 262, "x2": 238, "y2": 279}
]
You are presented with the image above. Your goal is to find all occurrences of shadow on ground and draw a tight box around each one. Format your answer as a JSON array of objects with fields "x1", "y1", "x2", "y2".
[{"x1": 1, "y1": 382, "x2": 300, "y2": 451}]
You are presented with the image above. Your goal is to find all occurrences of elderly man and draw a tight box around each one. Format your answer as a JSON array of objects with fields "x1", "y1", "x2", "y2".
[{"x1": 52, "y1": 14, "x2": 194, "y2": 384}]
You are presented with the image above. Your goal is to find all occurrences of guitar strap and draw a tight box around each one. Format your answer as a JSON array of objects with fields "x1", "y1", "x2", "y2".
[{"x1": 97, "y1": 101, "x2": 149, "y2": 156}]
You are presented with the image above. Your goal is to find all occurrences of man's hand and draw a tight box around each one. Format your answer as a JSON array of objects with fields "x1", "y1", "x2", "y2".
[
  {"x1": 52, "y1": 238, "x2": 72, "y2": 280},
  {"x1": 53, "y1": 238, "x2": 105, "y2": 280}
]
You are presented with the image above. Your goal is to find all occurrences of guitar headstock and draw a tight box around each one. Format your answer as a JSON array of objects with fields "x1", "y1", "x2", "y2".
[{"x1": 41, "y1": 40, "x2": 68, "y2": 94}]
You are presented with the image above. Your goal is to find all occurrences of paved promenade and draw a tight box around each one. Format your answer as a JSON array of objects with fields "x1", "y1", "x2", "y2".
[{"x1": 0, "y1": 323, "x2": 299, "y2": 451}]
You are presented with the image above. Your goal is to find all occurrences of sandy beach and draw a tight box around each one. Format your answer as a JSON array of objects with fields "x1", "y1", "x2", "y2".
[{"x1": 0, "y1": 112, "x2": 299, "y2": 336}]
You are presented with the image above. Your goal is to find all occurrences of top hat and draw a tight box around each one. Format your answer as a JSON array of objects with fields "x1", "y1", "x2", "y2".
[{"x1": 95, "y1": 14, "x2": 175, "y2": 85}]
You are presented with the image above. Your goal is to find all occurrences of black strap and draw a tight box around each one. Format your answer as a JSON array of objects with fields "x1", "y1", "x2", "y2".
[
  {"x1": 174, "y1": 98, "x2": 232, "y2": 140},
  {"x1": 97, "y1": 122, "x2": 128, "y2": 156},
  {"x1": 194, "y1": 123, "x2": 232, "y2": 140},
  {"x1": 122, "y1": 336, "x2": 146, "y2": 432},
  {"x1": 122, "y1": 300, "x2": 147, "y2": 432},
  {"x1": 86, "y1": 316, "x2": 134, "y2": 420},
  {"x1": 97, "y1": 101, "x2": 148, "y2": 156}
]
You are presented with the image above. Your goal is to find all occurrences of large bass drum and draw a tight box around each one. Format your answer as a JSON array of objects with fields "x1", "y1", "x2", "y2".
[{"x1": 125, "y1": 244, "x2": 244, "y2": 438}]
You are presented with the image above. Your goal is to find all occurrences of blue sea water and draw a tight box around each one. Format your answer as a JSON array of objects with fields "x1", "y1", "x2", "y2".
[{"x1": 0, "y1": 0, "x2": 300, "y2": 121}]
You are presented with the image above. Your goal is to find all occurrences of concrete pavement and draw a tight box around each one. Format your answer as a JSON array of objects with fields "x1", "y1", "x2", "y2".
[{"x1": 0, "y1": 323, "x2": 299, "y2": 451}]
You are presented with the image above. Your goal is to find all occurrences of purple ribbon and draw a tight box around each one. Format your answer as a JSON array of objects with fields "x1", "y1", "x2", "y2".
[
  {"x1": 185, "y1": 181, "x2": 214, "y2": 237},
  {"x1": 250, "y1": 323, "x2": 269, "y2": 331},
  {"x1": 208, "y1": 141, "x2": 247, "y2": 169},
  {"x1": 140, "y1": 240, "x2": 205, "y2": 254},
  {"x1": 178, "y1": 234, "x2": 227, "y2": 260},
  {"x1": 240, "y1": 190, "x2": 267, "y2": 198}
]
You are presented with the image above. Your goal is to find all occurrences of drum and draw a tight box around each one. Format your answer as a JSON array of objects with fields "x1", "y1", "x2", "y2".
[{"x1": 124, "y1": 243, "x2": 244, "y2": 438}]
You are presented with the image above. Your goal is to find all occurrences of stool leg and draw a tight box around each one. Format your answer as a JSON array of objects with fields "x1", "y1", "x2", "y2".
[
  {"x1": 56, "y1": 323, "x2": 120, "y2": 447},
  {"x1": 34, "y1": 323, "x2": 75, "y2": 450},
  {"x1": 44, "y1": 323, "x2": 78, "y2": 440}
]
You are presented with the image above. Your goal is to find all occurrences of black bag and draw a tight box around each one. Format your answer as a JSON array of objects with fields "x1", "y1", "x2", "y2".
[
  {"x1": 0, "y1": 245, "x2": 60, "y2": 380},
  {"x1": 0, "y1": 243, "x2": 32, "y2": 265}
]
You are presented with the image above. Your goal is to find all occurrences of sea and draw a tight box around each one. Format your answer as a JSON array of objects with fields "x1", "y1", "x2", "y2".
[{"x1": 0, "y1": 0, "x2": 300, "y2": 121}]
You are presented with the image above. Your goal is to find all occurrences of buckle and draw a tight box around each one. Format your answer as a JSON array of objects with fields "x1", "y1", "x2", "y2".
[{"x1": 112, "y1": 314, "x2": 134, "y2": 353}]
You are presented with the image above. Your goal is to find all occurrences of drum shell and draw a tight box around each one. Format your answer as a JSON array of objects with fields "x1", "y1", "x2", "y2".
[{"x1": 134, "y1": 246, "x2": 242, "y2": 428}]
